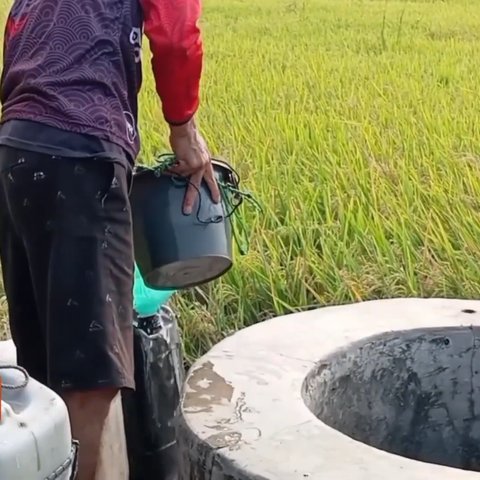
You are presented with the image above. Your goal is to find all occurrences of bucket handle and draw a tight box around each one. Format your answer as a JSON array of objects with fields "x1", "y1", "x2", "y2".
[
  {"x1": 152, "y1": 153, "x2": 263, "y2": 255},
  {"x1": 151, "y1": 153, "x2": 223, "y2": 223},
  {"x1": 0, "y1": 365, "x2": 30, "y2": 390}
]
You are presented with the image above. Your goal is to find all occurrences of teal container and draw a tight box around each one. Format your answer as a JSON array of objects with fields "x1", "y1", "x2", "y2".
[{"x1": 133, "y1": 263, "x2": 176, "y2": 318}]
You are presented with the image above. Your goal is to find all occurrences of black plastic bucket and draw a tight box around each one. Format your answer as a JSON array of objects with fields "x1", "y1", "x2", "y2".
[{"x1": 130, "y1": 159, "x2": 240, "y2": 290}]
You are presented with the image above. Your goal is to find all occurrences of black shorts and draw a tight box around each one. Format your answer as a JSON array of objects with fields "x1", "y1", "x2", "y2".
[{"x1": 0, "y1": 146, "x2": 135, "y2": 392}]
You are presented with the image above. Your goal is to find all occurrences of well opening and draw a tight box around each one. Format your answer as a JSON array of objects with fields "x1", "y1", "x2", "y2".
[{"x1": 302, "y1": 326, "x2": 480, "y2": 472}]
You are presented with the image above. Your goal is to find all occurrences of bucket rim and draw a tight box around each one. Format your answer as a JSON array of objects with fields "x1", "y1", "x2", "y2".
[
  {"x1": 210, "y1": 157, "x2": 234, "y2": 172},
  {"x1": 141, "y1": 254, "x2": 234, "y2": 290},
  {"x1": 133, "y1": 157, "x2": 239, "y2": 186},
  {"x1": 133, "y1": 157, "x2": 235, "y2": 173}
]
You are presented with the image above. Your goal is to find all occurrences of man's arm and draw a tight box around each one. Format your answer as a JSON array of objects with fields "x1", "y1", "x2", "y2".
[
  {"x1": 139, "y1": 0, "x2": 203, "y2": 126},
  {"x1": 139, "y1": 0, "x2": 219, "y2": 215}
]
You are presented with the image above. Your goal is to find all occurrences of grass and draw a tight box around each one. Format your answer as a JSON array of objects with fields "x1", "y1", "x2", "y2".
[{"x1": 1, "y1": 0, "x2": 480, "y2": 364}]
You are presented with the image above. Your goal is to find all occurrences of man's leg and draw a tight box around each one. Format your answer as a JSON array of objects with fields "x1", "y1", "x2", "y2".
[
  {"x1": 0, "y1": 151, "x2": 135, "y2": 480},
  {"x1": 96, "y1": 391, "x2": 130, "y2": 479},
  {"x1": 0, "y1": 148, "x2": 48, "y2": 386},
  {"x1": 47, "y1": 159, "x2": 134, "y2": 480},
  {"x1": 63, "y1": 389, "x2": 128, "y2": 480}
]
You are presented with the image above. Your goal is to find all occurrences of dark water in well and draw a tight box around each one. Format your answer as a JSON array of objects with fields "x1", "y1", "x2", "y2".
[{"x1": 302, "y1": 326, "x2": 480, "y2": 472}]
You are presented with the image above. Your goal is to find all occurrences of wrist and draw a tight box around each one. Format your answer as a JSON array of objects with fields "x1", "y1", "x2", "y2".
[{"x1": 169, "y1": 117, "x2": 196, "y2": 136}]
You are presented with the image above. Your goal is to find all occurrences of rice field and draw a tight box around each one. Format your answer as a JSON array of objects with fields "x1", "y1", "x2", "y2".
[{"x1": 1, "y1": 0, "x2": 480, "y2": 363}]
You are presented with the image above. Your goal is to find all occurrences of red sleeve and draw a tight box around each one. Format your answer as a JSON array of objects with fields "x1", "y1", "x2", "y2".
[{"x1": 139, "y1": 0, "x2": 203, "y2": 125}]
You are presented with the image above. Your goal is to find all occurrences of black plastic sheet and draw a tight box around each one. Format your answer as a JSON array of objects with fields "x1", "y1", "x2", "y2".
[{"x1": 122, "y1": 305, "x2": 185, "y2": 480}]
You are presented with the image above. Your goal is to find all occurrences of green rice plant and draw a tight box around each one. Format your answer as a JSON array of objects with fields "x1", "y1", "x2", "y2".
[{"x1": 1, "y1": 0, "x2": 480, "y2": 365}]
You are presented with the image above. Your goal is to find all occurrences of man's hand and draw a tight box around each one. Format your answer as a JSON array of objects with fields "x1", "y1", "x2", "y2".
[{"x1": 168, "y1": 119, "x2": 221, "y2": 215}]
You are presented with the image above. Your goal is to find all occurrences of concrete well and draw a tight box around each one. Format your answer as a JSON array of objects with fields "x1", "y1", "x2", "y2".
[{"x1": 178, "y1": 298, "x2": 480, "y2": 479}]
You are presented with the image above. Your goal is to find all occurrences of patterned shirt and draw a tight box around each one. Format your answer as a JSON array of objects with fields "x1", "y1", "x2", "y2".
[{"x1": 0, "y1": 0, "x2": 204, "y2": 161}]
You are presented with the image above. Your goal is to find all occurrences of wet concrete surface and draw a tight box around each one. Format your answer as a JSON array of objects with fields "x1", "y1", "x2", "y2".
[{"x1": 178, "y1": 298, "x2": 480, "y2": 479}]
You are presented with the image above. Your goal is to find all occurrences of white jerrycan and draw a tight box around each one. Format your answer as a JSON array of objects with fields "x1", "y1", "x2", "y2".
[{"x1": 0, "y1": 339, "x2": 78, "y2": 480}]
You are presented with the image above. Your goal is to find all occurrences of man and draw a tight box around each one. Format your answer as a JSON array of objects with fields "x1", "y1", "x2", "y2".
[{"x1": 0, "y1": 0, "x2": 219, "y2": 479}]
